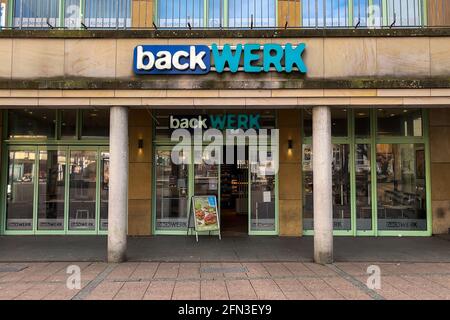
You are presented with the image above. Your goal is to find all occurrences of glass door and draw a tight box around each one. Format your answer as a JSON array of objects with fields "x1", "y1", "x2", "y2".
[{"x1": 249, "y1": 150, "x2": 278, "y2": 235}]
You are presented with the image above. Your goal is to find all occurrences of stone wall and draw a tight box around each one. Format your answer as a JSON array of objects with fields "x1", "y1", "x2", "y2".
[
  {"x1": 0, "y1": 36, "x2": 449, "y2": 81},
  {"x1": 430, "y1": 108, "x2": 450, "y2": 234},
  {"x1": 278, "y1": 110, "x2": 302, "y2": 236},
  {"x1": 128, "y1": 109, "x2": 152, "y2": 235}
]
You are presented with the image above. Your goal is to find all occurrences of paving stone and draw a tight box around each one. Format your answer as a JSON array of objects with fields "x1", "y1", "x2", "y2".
[
  {"x1": 143, "y1": 281, "x2": 175, "y2": 300},
  {"x1": 200, "y1": 280, "x2": 229, "y2": 300},
  {"x1": 226, "y1": 279, "x2": 257, "y2": 300},
  {"x1": 114, "y1": 281, "x2": 150, "y2": 300},
  {"x1": 85, "y1": 281, "x2": 124, "y2": 300},
  {"x1": 172, "y1": 281, "x2": 201, "y2": 300}
]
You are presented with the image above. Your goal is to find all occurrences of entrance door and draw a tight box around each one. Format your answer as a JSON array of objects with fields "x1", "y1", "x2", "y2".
[
  {"x1": 220, "y1": 146, "x2": 249, "y2": 235},
  {"x1": 153, "y1": 143, "x2": 278, "y2": 236}
]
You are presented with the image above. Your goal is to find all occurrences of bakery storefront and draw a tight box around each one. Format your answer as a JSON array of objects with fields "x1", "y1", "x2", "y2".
[
  {"x1": 0, "y1": 105, "x2": 431, "y2": 237},
  {"x1": 0, "y1": 30, "x2": 450, "y2": 253}
]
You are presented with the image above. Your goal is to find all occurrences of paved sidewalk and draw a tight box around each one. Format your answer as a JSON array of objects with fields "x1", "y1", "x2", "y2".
[
  {"x1": 1, "y1": 235, "x2": 450, "y2": 262},
  {"x1": 0, "y1": 261, "x2": 449, "y2": 300}
]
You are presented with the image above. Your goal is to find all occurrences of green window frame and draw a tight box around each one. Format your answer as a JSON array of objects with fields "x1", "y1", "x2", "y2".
[
  {"x1": 0, "y1": 110, "x2": 109, "y2": 235},
  {"x1": 301, "y1": 108, "x2": 431, "y2": 237}
]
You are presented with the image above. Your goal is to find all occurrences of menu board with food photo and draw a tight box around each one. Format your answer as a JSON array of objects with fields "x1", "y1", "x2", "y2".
[{"x1": 192, "y1": 196, "x2": 220, "y2": 232}]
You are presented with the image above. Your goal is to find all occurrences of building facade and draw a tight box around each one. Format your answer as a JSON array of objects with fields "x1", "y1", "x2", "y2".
[{"x1": 0, "y1": 0, "x2": 450, "y2": 262}]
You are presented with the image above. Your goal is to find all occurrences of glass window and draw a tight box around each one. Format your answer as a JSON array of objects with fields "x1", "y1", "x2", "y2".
[
  {"x1": 155, "y1": 149, "x2": 189, "y2": 230},
  {"x1": 303, "y1": 0, "x2": 350, "y2": 27},
  {"x1": 250, "y1": 152, "x2": 276, "y2": 232},
  {"x1": 303, "y1": 108, "x2": 348, "y2": 137},
  {"x1": 194, "y1": 151, "x2": 219, "y2": 197},
  {"x1": 6, "y1": 150, "x2": 36, "y2": 230},
  {"x1": 353, "y1": 0, "x2": 383, "y2": 27},
  {"x1": 376, "y1": 144, "x2": 427, "y2": 231},
  {"x1": 1, "y1": 1, "x2": 7, "y2": 28},
  {"x1": 354, "y1": 109, "x2": 371, "y2": 138},
  {"x1": 356, "y1": 144, "x2": 372, "y2": 231},
  {"x1": 37, "y1": 149, "x2": 66, "y2": 231},
  {"x1": 332, "y1": 144, "x2": 351, "y2": 230},
  {"x1": 60, "y1": 109, "x2": 77, "y2": 139},
  {"x1": 302, "y1": 144, "x2": 351, "y2": 231},
  {"x1": 100, "y1": 151, "x2": 109, "y2": 230},
  {"x1": 64, "y1": 0, "x2": 81, "y2": 28},
  {"x1": 68, "y1": 150, "x2": 97, "y2": 230},
  {"x1": 82, "y1": 109, "x2": 109, "y2": 139},
  {"x1": 158, "y1": 0, "x2": 205, "y2": 28},
  {"x1": 302, "y1": 144, "x2": 313, "y2": 230},
  {"x1": 8, "y1": 109, "x2": 56, "y2": 139},
  {"x1": 377, "y1": 108, "x2": 423, "y2": 137},
  {"x1": 386, "y1": 0, "x2": 423, "y2": 26},
  {"x1": 13, "y1": 0, "x2": 59, "y2": 28},
  {"x1": 157, "y1": 0, "x2": 276, "y2": 28},
  {"x1": 84, "y1": 0, "x2": 131, "y2": 28},
  {"x1": 228, "y1": 0, "x2": 276, "y2": 28}
]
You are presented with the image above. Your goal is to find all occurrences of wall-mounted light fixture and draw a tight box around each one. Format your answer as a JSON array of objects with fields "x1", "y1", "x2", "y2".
[
  {"x1": 138, "y1": 138, "x2": 144, "y2": 150},
  {"x1": 288, "y1": 138, "x2": 293, "y2": 150}
]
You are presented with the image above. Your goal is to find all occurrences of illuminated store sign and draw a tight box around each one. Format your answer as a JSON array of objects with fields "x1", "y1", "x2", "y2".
[
  {"x1": 133, "y1": 43, "x2": 307, "y2": 75},
  {"x1": 169, "y1": 114, "x2": 261, "y2": 130}
]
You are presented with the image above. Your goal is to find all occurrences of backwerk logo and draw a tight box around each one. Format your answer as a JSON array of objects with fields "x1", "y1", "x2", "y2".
[
  {"x1": 169, "y1": 114, "x2": 261, "y2": 130},
  {"x1": 133, "y1": 43, "x2": 307, "y2": 75}
]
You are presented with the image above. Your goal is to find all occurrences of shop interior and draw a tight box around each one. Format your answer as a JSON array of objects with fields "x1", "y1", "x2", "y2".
[{"x1": 220, "y1": 145, "x2": 249, "y2": 236}]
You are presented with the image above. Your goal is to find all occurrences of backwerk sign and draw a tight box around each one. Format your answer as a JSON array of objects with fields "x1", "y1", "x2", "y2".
[
  {"x1": 169, "y1": 114, "x2": 261, "y2": 130},
  {"x1": 133, "y1": 43, "x2": 307, "y2": 75}
]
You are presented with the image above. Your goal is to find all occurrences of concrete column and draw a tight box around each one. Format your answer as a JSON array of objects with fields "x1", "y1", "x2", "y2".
[
  {"x1": 108, "y1": 106, "x2": 129, "y2": 263},
  {"x1": 312, "y1": 106, "x2": 333, "y2": 264}
]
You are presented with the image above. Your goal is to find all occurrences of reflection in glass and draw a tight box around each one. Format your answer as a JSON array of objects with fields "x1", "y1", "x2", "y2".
[
  {"x1": 82, "y1": 109, "x2": 110, "y2": 138},
  {"x1": 6, "y1": 150, "x2": 35, "y2": 230},
  {"x1": 250, "y1": 153, "x2": 276, "y2": 232},
  {"x1": 302, "y1": 144, "x2": 351, "y2": 231},
  {"x1": 355, "y1": 109, "x2": 371, "y2": 137},
  {"x1": 228, "y1": 0, "x2": 276, "y2": 28},
  {"x1": 100, "y1": 152, "x2": 109, "y2": 230},
  {"x1": 332, "y1": 144, "x2": 351, "y2": 230},
  {"x1": 377, "y1": 108, "x2": 422, "y2": 137},
  {"x1": 60, "y1": 109, "x2": 77, "y2": 139},
  {"x1": 302, "y1": 144, "x2": 313, "y2": 230},
  {"x1": 194, "y1": 150, "x2": 219, "y2": 197},
  {"x1": 376, "y1": 144, "x2": 427, "y2": 231},
  {"x1": 8, "y1": 109, "x2": 56, "y2": 139},
  {"x1": 356, "y1": 144, "x2": 372, "y2": 230},
  {"x1": 158, "y1": 0, "x2": 204, "y2": 28},
  {"x1": 38, "y1": 150, "x2": 66, "y2": 230},
  {"x1": 155, "y1": 150, "x2": 189, "y2": 230},
  {"x1": 303, "y1": 108, "x2": 348, "y2": 137},
  {"x1": 68, "y1": 151, "x2": 97, "y2": 230}
]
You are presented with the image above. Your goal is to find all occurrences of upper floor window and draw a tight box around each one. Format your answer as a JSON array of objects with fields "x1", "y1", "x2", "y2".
[
  {"x1": 302, "y1": 0, "x2": 424, "y2": 28},
  {"x1": 157, "y1": 0, "x2": 276, "y2": 28},
  {"x1": 12, "y1": 0, "x2": 131, "y2": 29},
  {"x1": 228, "y1": 0, "x2": 276, "y2": 28},
  {"x1": 82, "y1": 0, "x2": 131, "y2": 28},
  {"x1": 14, "y1": 0, "x2": 60, "y2": 28},
  {"x1": 1, "y1": 1, "x2": 7, "y2": 28},
  {"x1": 7, "y1": 0, "x2": 429, "y2": 29}
]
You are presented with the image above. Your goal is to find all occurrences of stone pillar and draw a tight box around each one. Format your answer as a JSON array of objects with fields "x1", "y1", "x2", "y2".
[
  {"x1": 312, "y1": 106, "x2": 333, "y2": 264},
  {"x1": 108, "y1": 106, "x2": 129, "y2": 263}
]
